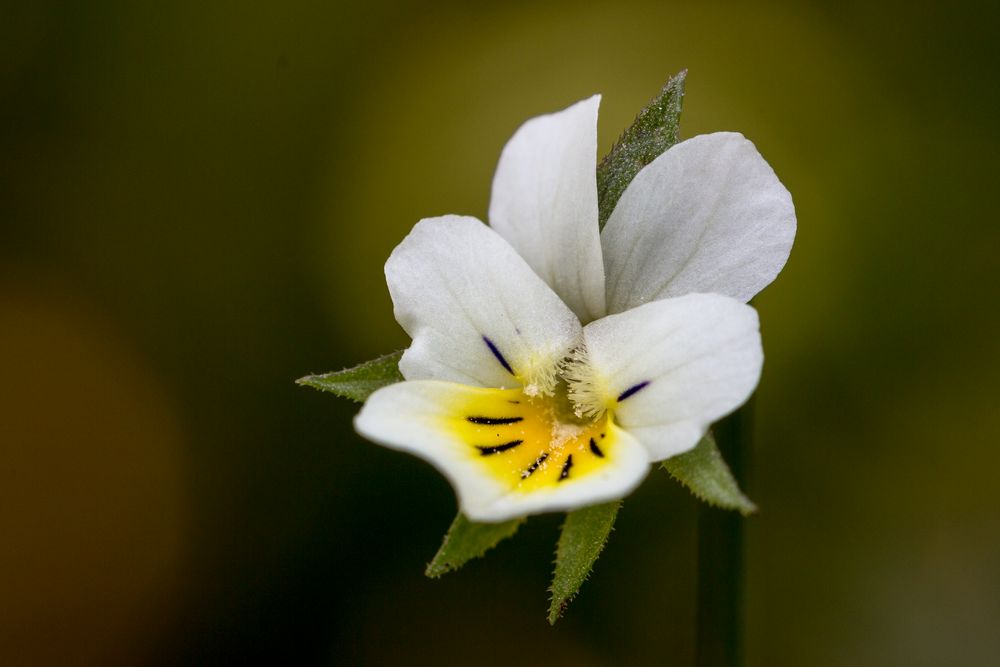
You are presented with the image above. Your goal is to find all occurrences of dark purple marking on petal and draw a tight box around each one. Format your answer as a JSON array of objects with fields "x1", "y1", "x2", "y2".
[
  {"x1": 482, "y1": 336, "x2": 515, "y2": 375},
  {"x1": 617, "y1": 380, "x2": 650, "y2": 402},
  {"x1": 466, "y1": 416, "x2": 523, "y2": 425},
  {"x1": 522, "y1": 452, "x2": 549, "y2": 479},
  {"x1": 559, "y1": 454, "x2": 574, "y2": 481},
  {"x1": 477, "y1": 440, "x2": 523, "y2": 455},
  {"x1": 589, "y1": 437, "x2": 604, "y2": 458}
]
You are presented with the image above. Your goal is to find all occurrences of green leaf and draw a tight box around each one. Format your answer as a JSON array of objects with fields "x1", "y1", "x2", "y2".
[
  {"x1": 295, "y1": 350, "x2": 404, "y2": 402},
  {"x1": 662, "y1": 431, "x2": 757, "y2": 516},
  {"x1": 548, "y1": 501, "x2": 621, "y2": 624},
  {"x1": 596, "y1": 69, "x2": 687, "y2": 229},
  {"x1": 425, "y1": 512, "x2": 526, "y2": 578}
]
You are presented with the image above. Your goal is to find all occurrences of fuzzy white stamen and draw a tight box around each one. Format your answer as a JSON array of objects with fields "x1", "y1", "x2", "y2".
[
  {"x1": 561, "y1": 343, "x2": 609, "y2": 421},
  {"x1": 520, "y1": 354, "x2": 561, "y2": 398}
]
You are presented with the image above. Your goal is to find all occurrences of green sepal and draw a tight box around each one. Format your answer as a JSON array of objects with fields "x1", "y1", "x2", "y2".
[
  {"x1": 295, "y1": 350, "x2": 404, "y2": 402},
  {"x1": 548, "y1": 500, "x2": 621, "y2": 624},
  {"x1": 425, "y1": 513, "x2": 526, "y2": 578},
  {"x1": 596, "y1": 69, "x2": 687, "y2": 229},
  {"x1": 662, "y1": 431, "x2": 757, "y2": 516}
]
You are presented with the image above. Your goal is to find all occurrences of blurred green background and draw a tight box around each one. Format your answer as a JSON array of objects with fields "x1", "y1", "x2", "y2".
[{"x1": 2, "y1": 0, "x2": 998, "y2": 664}]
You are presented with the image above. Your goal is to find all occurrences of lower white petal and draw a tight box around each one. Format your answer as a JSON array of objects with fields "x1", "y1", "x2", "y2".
[
  {"x1": 355, "y1": 380, "x2": 651, "y2": 522},
  {"x1": 580, "y1": 293, "x2": 763, "y2": 461}
]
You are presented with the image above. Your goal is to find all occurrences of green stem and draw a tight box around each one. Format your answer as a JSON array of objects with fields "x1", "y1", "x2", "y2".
[{"x1": 695, "y1": 402, "x2": 753, "y2": 667}]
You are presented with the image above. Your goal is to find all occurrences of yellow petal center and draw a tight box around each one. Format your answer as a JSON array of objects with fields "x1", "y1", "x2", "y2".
[{"x1": 441, "y1": 386, "x2": 619, "y2": 493}]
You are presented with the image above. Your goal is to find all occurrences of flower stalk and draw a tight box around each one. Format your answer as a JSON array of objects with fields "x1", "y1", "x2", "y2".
[{"x1": 695, "y1": 401, "x2": 753, "y2": 667}]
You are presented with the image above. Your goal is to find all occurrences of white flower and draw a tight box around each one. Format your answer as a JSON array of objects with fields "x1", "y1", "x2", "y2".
[{"x1": 355, "y1": 95, "x2": 795, "y2": 522}]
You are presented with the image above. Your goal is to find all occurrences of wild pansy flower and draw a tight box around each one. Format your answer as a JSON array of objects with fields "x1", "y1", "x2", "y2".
[{"x1": 355, "y1": 95, "x2": 795, "y2": 522}]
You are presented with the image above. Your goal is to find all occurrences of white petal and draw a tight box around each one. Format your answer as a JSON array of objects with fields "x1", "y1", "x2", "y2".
[
  {"x1": 386, "y1": 215, "x2": 581, "y2": 391},
  {"x1": 581, "y1": 293, "x2": 763, "y2": 461},
  {"x1": 489, "y1": 95, "x2": 606, "y2": 323},
  {"x1": 602, "y1": 132, "x2": 796, "y2": 313},
  {"x1": 355, "y1": 382, "x2": 508, "y2": 517},
  {"x1": 355, "y1": 381, "x2": 650, "y2": 522}
]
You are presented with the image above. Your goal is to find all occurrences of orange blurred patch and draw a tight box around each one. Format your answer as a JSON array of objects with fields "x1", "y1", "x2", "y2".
[{"x1": 0, "y1": 269, "x2": 189, "y2": 667}]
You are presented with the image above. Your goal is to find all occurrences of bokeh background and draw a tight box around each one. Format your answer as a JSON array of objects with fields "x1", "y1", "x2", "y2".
[{"x1": 3, "y1": 0, "x2": 998, "y2": 664}]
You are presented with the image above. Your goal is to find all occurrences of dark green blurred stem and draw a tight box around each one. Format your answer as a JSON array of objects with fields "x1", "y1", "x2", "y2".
[{"x1": 695, "y1": 402, "x2": 753, "y2": 667}]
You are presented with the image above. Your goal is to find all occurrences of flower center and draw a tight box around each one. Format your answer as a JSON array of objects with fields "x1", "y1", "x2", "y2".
[{"x1": 444, "y1": 385, "x2": 618, "y2": 492}]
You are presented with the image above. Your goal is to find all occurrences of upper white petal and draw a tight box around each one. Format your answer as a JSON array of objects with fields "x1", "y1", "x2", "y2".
[
  {"x1": 386, "y1": 215, "x2": 581, "y2": 389},
  {"x1": 489, "y1": 95, "x2": 607, "y2": 323},
  {"x1": 601, "y1": 132, "x2": 796, "y2": 313},
  {"x1": 582, "y1": 293, "x2": 763, "y2": 461}
]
